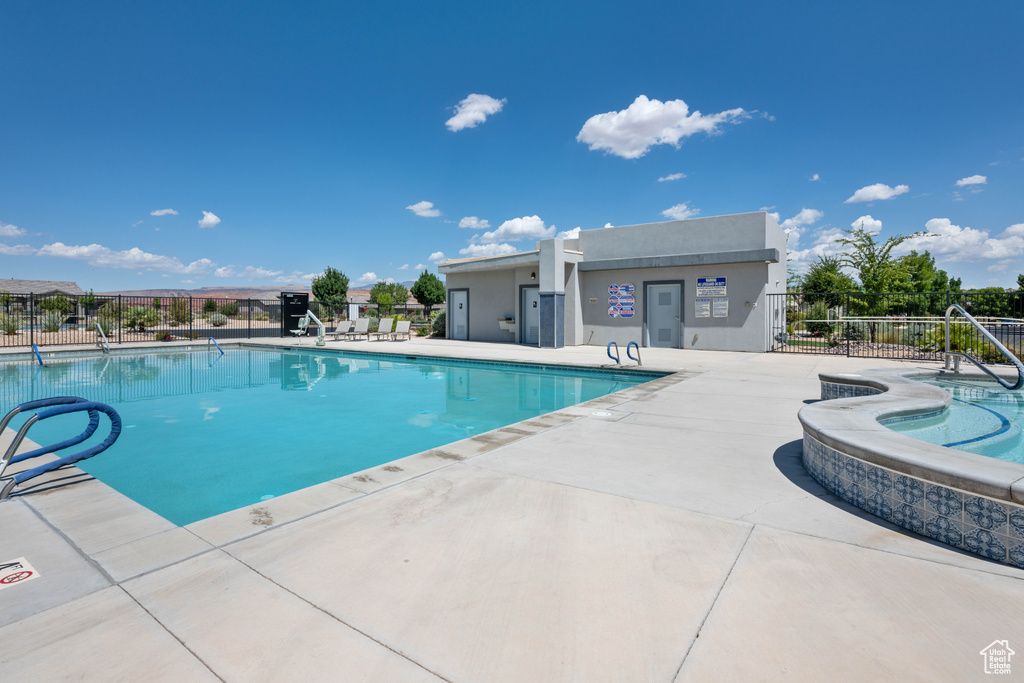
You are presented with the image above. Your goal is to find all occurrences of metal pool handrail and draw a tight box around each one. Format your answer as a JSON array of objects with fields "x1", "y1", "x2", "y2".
[
  {"x1": 208, "y1": 337, "x2": 224, "y2": 355},
  {"x1": 306, "y1": 309, "x2": 326, "y2": 346},
  {"x1": 944, "y1": 304, "x2": 1024, "y2": 390},
  {"x1": 96, "y1": 321, "x2": 110, "y2": 353}
]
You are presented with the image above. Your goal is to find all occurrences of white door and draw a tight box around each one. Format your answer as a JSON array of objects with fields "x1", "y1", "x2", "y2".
[
  {"x1": 450, "y1": 291, "x2": 468, "y2": 340},
  {"x1": 522, "y1": 288, "x2": 540, "y2": 345},
  {"x1": 646, "y1": 284, "x2": 680, "y2": 348}
]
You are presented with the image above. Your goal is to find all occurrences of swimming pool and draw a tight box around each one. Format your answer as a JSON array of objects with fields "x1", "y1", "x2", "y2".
[
  {"x1": 883, "y1": 377, "x2": 1024, "y2": 464},
  {"x1": 3, "y1": 346, "x2": 659, "y2": 525}
]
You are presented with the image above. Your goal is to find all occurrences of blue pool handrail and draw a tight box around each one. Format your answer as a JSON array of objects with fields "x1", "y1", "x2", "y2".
[
  {"x1": 208, "y1": 337, "x2": 224, "y2": 355},
  {"x1": 626, "y1": 341, "x2": 642, "y2": 366},
  {"x1": 31, "y1": 344, "x2": 44, "y2": 366},
  {"x1": 944, "y1": 304, "x2": 1024, "y2": 391},
  {"x1": 0, "y1": 396, "x2": 122, "y2": 500},
  {"x1": 606, "y1": 341, "x2": 620, "y2": 364}
]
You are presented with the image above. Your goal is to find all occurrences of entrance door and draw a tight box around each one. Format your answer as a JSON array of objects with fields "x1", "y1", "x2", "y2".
[
  {"x1": 522, "y1": 287, "x2": 540, "y2": 345},
  {"x1": 450, "y1": 290, "x2": 468, "y2": 340},
  {"x1": 646, "y1": 284, "x2": 681, "y2": 348}
]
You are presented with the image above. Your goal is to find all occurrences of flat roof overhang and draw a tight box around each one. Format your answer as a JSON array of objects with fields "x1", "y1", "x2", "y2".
[
  {"x1": 577, "y1": 248, "x2": 781, "y2": 272},
  {"x1": 439, "y1": 250, "x2": 582, "y2": 275}
]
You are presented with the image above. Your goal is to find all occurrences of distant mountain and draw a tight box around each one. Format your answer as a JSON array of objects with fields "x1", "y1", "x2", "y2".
[{"x1": 93, "y1": 285, "x2": 405, "y2": 303}]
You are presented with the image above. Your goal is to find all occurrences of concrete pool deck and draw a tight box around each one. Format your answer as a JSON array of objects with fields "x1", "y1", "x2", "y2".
[{"x1": 1, "y1": 339, "x2": 1023, "y2": 680}]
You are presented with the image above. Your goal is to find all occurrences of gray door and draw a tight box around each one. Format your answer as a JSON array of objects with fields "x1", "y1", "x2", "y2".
[
  {"x1": 522, "y1": 288, "x2": 540, "y2": 345},
  {"x1": 646, "y1": 284, "x2": 681, "y2": 348},
  {"x1": 450, "y1": 290, "x2": 468, "y2": 340}
]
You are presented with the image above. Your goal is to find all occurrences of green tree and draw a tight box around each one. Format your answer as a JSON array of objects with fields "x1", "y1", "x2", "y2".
[
  {"x1": 1016, "y1": 274, "x2": 1024, "y2": 291},
  {"x1": 311, "y1": 267, "x2": 350, "y2": 310},
  {"x1": 38, "y1": 295, "x2": 74, "y2": 316},
  {"x1": 203, "y1": 298, "x2": 218, "y2": 313},
  {"x1": 900, "y1": 250, "x2": 951, "y2": 315},
  {"x1": 801, "y1": 256, "x2": 858, "y2": 309},
  {"x1": 410, "y1": 270, "x2": 445, "y2": 314},
  {"x1": 369, "y1": 281, "x2": 409, "y2": 316}
]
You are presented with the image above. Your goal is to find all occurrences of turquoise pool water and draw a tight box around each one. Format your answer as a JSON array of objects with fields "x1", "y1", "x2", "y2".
[
  {"x1": 3, "y1": 347, "x2": 658, "y2": 524},
  {"x1": 883, "y1": 377, "x2": 1024, "y2": 464}
]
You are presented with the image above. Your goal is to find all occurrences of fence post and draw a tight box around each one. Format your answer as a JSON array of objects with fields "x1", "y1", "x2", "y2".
[
  {"x1": 946, "y1": 290, "x2": 950, "y2": 311},
  {"x1": 117, "y1": 295, "x2": 122, "y2": 345},
  {"x1": 29, "y1": 293, "x2": 35, "y2": 348},
  {"x1": 248, "y1": 298, "x2": 251, "y2": 339},
  {"x1": 189, "y1": 297, "x2": 193, "y2": 340},
  {"x1": 845, "y1": 291, "x2": 850, "y2": 358}
]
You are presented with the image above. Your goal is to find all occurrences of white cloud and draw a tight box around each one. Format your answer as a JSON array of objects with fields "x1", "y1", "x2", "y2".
[
  {"x1": 766, "y1": 212, "x2": 781, "y2": 224},
  {"x1": 780, "y1": 208, "x2": 824, "y2": 232},
  {"x1": 428, "y1": 251, "x2": 446, "y2": 264},
  {"x1": 556, "y1": 227, "x2": 582, "y2": 239},
  {"x1": 37, "y1": 242, "x2": 214, "y2": 274},
  {"x1": 810, "y1": 173, "x2": 820, "y2": 181},
  {"x1": 357, "y1": 272, "x2": 377, "y2": 283},
  {"x1": 850, "y1": 214, "x2": 882, "y2": 234},
  {"x1": 897, "y1": 219, "x2": 1024, "y2": 262},
  {"x1": 445, "y1": 93, "x2": 507, "y2": 132},
  {"x1": 458, "y1": 243, "x2": 518, "y2": 257},
  {"x1": 150, "y1": 209, "x2": 178, "y2": 216},
  {"x1": 481, "y1": 215, "x2": 553, "y2": 243},
  {"x1": 844, "y1": 183, "x2": 909, "y2": 203},
  {"x1": 132, "y1": 220, "x2": 143, "y2": 227},
  {"x1": 956, "y1": 175, "x2": 987, "y2": 187},
  {"x1": 414, "y1": 263, "x2": 426, "y2": 270},
  {"x1": 0, "y1": 221, "x2": 25, "y2": 238},
  {"x1": 406, "y1": 201, "x2": 441, "y2": 218},
  {"x1": 657, "y1": 173, "x2": 686, "y2": 182},
  {"x1": 274, "y1": 271, "x2": 318, "y2": 284},
  {"x1": 604, "y1": 222, "x2": 614, "y2": 229},
  {"x1": 398, "y1": 264, "x2": 409, "y2": 270},
  {"x1": 661, "y1": 202, "x2": 700, "y2": 220},
  {"x1": 198, "y1": 211, "x2": 221, "y2": 228},
  {"x1": 0, "y1": 243, "x2": 36, "y2": 256},
  {"x1": 214, "y1": 265, "x2": 282, "y2": 279},
  {"x1": 576, "y1": 95, "x2": 749, "y2": 159},
  {"x1": 787, "y1": 227, "x2": 851, "y2": 270},
  {"x1": 458, "y1": 216, "x2": 490, "y2": 229}
]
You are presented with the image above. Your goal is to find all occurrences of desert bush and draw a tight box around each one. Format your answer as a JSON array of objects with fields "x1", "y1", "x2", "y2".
[
  {"x1": 803, "y1": 301, "x2": 833, "y2": 336},
  {"x1": 126, "y1": 306, "x2": 160, "y2": 332},
  {"x1": 431, "y1": 310, "x2": 446, "y2": 337},
  {"x1": 40, "y1": 312, "x2": 66, "y2": 332},
  {"x1": 415, "y1": 325, "x2": 430, "y2": 337},
  {"x1": 168, "y1": 298, "x2": 192, "y2": 324},
  {"x1": 365, "y1": 314, "x2": 379, "y2": 334},
  {"x1": 218, "y1": 301, "x2": 240, "y2": 317},
  {"x1": 38, "y1": 295, "x2": 74, "y2": 316},
  {"x1": 203, "y1": 299, "x2": 218, "y2": 313},
  {"x1": 155, "y1": 331, "x2": 173, "y2": 341},
  {"x1": 0, "y1": 313, "x2": 21, "y2": 335},
  {"x1": 95, "y1": 317, "x2": 117, "y2": 337},
  {"x1": 209, "y1": 313, "x2": 228, "y2": 327}
]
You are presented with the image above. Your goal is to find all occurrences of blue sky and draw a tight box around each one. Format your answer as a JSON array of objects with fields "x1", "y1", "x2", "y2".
[{"x1": 2, "y1": 0, "x2": 1022, "y2": 292}]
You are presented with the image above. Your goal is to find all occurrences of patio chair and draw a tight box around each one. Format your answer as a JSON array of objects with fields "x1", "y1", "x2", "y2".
[
  {"x1": 343, "y1": 317, "x2": 370, "y2": 340},
  {"x1": 289, "y1": 315, "x2": 309, "y2": 337},
  {"x1": 373, "y1": 318, "x2": 394, "y2": 340},
  {"x1": 329, "y1": 319, "x2": 353, "y2": 341},
  {"x1": 390, "y1": 320, "x2": 411, "y2": 341}
]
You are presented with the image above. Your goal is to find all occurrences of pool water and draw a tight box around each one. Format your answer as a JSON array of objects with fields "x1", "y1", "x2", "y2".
[
  {"x1": 3, "y1": 347, "x2": 657, "y2": 524},
  {"x1": 883, "y1": 377, "x2": 1024, "y2": 464}
]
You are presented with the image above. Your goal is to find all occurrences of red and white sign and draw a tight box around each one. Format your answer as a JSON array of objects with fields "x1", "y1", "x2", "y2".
[{"x1": 0, "y1": 557, "x2": 41, "y2": 590}]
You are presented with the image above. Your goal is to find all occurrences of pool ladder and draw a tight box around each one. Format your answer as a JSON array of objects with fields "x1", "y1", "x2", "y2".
[
  {"x1": 0, "y1": 397, "x2": 122, "y2": 500},
  {"x1": 606, "y1": 341, "x2": 642, "y2": 366},
  {"x1": 943, "y1": 304, "x2": 1024, "y2": 391}
]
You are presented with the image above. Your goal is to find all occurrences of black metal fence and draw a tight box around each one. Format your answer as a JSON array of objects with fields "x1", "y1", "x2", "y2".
[
  {"x1": 767, "y1": 290, "x2": 1024, "y2": 362},
  {"x1": 0, "y1": 293, "x2": 436, "y2": 349}
]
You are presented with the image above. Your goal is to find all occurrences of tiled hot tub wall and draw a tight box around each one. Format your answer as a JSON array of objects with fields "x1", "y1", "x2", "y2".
[{"x1": 802, "y1": 432, "x2": 1024, "y2": 568}]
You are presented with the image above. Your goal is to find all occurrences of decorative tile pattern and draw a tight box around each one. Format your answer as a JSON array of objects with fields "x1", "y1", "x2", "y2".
[
  {"x1": 801, "y1": 432, "x2": 1024, "y2": 569},
  {"x1": 820, "y1": 382, "x2": 882, "y2": 401}
]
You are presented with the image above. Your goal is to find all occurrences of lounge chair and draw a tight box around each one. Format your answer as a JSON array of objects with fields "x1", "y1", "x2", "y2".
[
  {"x1": 329, "y1": 319, "x2": 353, "y2": 341},
  {"x1": 343, "y1": 317, "x2": 370, "y2": 340},
  {"x1": 289, "y1": 315, "x2": 309, "y2": 337},
  {"x1": 373, "y1": 318, "x2": 393, "y2": 340},
  {"x1": 390, "y1": 320, "x2": 411, "y2": 341}
]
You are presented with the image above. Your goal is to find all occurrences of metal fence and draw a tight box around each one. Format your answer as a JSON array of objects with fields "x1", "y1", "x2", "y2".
[
  {"x1": 0, "y1": 293, "x2": 436, "y2": 349},
  {"x1": 767, "y1": 290, "x2": 1024, "y2": 362}
]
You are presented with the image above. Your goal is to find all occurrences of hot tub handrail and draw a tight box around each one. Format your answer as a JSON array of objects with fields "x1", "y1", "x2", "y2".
[{"x1": 944, "y1": 303, "x2": 1024, "y2": 390}]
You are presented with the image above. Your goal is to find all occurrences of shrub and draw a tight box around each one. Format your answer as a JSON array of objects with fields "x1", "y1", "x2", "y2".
[
  {"x1": 218, "y1": 301, "x2": 240, "y2": 317},
  {"x1": 203, "y1": 298, "x2": 218, "y2": 313},
  {"x1": 95, "y1": 317, "x2": 117, "y2": 337},
  {"x1": 155, "y1": 331, "x2": 173, "y2": 341},
  {"x1": 431, "y1": 310, "x2": 446, "y2": 337},
  {"x1": 415, "y1": 325, "x2": 430, "y2": 337},
  {"x1": 169, "y1": 298, "x2": 192, "y2": 324},
  {"x1": 126, "y1": 306, "x2": 160, "y2": 332},
  {"x1": 803, "y1": 301, "x2": 833, "y2": 337},
  {"x1": 38, "y1": 295, "x2": 74, "y2": 316},
  {"x1": 40, "y1": 312, "x2": 66, "y2": 332},
  {"x1": 0, "y1": 313, "x2": 21, "y2": 335},
  {"x1": 209, "y1": 313, "x2": 228, "y2": 327},
  {"x1": 365, "y1": 314, "x2": 379, "y2": 334}
]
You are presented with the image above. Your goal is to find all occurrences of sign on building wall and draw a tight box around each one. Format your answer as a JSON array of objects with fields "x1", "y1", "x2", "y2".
[
  {"x1": 713, "y1": 298, "x2": 729, "y2": 317},
  {"x1": 695, "y1": 298, "x2": 711, "y2": 317},
  {"x1": 608, "y1": 283, "x2": 635, "y2": 318},
  {"x1": 696, "y1": 277, "x2": 726, "y2": 297}
]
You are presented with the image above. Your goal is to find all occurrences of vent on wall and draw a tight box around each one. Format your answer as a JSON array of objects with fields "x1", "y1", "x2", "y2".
[
  {"x1": 529, "y1": 326, "x2": 539, "y2": 339},
  {"x1": 456, "y1": 325, "x2": 466, "y2": 338}
]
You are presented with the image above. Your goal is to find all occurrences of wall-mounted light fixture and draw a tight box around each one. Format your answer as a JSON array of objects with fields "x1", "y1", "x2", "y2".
[{"x1": 530, "y1": 272, "x2": 536, "y2": 280}]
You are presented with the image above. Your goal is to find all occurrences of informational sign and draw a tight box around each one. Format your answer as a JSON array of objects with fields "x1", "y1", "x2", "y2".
[
  {"x1": 713, "y1": 298, "x2": 729, "y2": 317},
  {"x1": 0, "y1": 557, "x2": 41, "y2": 590},
  {"x1": 696, "y1": 277, "x2": 727, "y2": 297},
  {"x1": 695, "y1": 298, "x2": 711, "y2": 318},
  {"x1": 608, "y1": 283, "x2": 635, "y2": 318}
]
